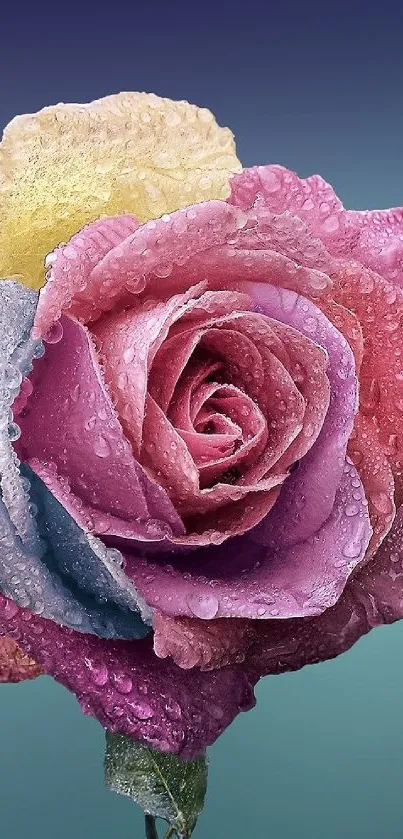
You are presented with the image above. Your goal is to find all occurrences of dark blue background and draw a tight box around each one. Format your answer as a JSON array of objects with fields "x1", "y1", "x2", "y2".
[{"x1": 1, "y1": 2, "x2": 403, "y2": 837}]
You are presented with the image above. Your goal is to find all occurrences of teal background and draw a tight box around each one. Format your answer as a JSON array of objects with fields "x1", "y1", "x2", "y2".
[
  {"x1": 1, "y1": 1, "x2": 403, "y2": 837},
  {"x1": 2, "y1": 623, "x2": 403, "y2": 838}
]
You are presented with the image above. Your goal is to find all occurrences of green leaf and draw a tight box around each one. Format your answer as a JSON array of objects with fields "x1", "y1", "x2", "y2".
[{"x1": 104, "y1": 732, "x2": 208, "y2": 838}]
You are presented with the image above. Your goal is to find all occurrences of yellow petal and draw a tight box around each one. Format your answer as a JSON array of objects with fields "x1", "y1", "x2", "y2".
[{"x1": 0, "y1": 92, "x2": 241, "y2": 289}]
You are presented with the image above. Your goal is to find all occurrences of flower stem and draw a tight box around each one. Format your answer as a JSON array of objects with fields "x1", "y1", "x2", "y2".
[
  {"x1": 145, "y1": 814, "x2": 159, "y2": 839},
  {"x1": 163, "y1": 829, "x2": 176, "y2": 839}
]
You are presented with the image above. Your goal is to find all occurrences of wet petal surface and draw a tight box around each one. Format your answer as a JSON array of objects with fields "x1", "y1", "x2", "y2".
[
  {"x1": 0, "y1": 593, "x2": 255, "y2": 757},
  {"x1": 123, "y1": 459, "x2": 371, "y2": 620},
  {"x1": 0, "y1": 636, "x2": 42, "y2": 683}
]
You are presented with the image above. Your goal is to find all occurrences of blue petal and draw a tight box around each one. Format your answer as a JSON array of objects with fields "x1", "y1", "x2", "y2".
[
  {"x1": 0, "y1": 280, "x2": 149, "y2": 640},
  {"x1": 23, "y1": 464, "x2": 151, "y2": 637}
]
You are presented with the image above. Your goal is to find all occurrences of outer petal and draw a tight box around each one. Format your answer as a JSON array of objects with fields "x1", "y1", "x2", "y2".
[
  {"x1": 229, "y1": 165, "x2": 403, "y2": 286},
  {"x1": 0, "y1": 484, "x2": 148, "y2": 640},
  {"x1": 33, "y1": 215, "x2": 140, "y2": 337},
  {"x1": 0, "y1": 92, "x2": 240, "y2": 289},
  {"x1": 246, "y1": 503, "x2": 403, "y2": 679},
  {"x1": 32, "y1": 202, "x2": 248, "y2": 338},
  {"x1": 348, "y1": 412, "x2": 395, "y2": 555},
  {"x1": 329, "y1": 263, "x2": 403, "y2": 500},
  {"x1": 342, "y1": 207, "x2": 403, "y2": 286},
  {"x1": 32, "y1": 198, "x2": 337, "y2": 341},
  {"x1": 229, "y1": 174, "x2": 403, "y2": 500},
  {"x1": 0, "y1": 636, "x2": 42, "y2": 683},
  {"x1": 0, "y1": 595, "x2": 255, "y2": 758}
]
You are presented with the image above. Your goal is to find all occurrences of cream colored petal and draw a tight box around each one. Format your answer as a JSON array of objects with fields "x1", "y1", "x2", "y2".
[{"x1": 0, "y1": 92, "x2": 241, "y2": 289}]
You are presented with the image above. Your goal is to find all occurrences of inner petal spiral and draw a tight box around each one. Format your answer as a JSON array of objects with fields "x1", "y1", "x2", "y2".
[{"x1": 91, "y1": 284, "x2": 331, "y2": 543}]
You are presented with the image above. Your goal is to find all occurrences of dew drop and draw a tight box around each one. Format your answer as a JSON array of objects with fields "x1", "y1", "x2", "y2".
[
  {"x1": 187, "y1": 591, "x2": 219, "y2": 619},
  {"x1": 112, "y1": 673, "x2": 133, "y2": 694},
  {"x1": 342, "y1": 538, "x2": 362, "y2": 559},
  {"x1": 43, "y1": 320, "x2": 64, "y2": 344},
  {"x1": 8, "y1": 422, "x2": 21, "y2": 441},
  {"x1": 84, "y1": 658, "x2": 109, "y2": 686},
  {"x1": 93, "y1": 435, "x2": 111, "y2": 458},
  {"x1": 130, "y1": 700, "x2": 154, "y2": 720},
  {"x1": 123, "y1": 346, "x2": 135, "y2": 364},
  {"x1": 371, "y1": 491, "x2": 393, "y2": 515},
  {"x1": 165, "y1": 699, "x2": 182, "y2": 721}
]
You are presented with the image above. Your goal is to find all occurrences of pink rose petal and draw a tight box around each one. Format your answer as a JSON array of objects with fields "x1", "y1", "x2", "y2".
[
  {"x1": 330, "y1": 262, "x2": 403, "y2": 501},
  {"x1": 348, "y1": 412, "x2": 395, "y2": 555},
  {"x1": 33, "y1": 215, "x2": 139, "y2": 338},
  {"x1": 230, "y1": 165, "x2": 403, "y2": 287}
]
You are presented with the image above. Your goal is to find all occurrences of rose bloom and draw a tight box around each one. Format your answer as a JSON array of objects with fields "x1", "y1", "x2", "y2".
[{"x1": 0, "y1": 93, "x2": 402, "y2": 756}]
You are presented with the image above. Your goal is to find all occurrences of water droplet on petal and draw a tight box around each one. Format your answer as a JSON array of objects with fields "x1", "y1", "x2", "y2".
[
  {"x1": 43, "y1": 320, "x2": 64, "y2": 344},
  {"x1": 130, "y1": 700, "x2": 154, "y2": 720},
  {"x1": 84, "y1": 657, "x2": 109, "y2": 686},
  {"x1": 93, "y1": 435, "x2": 111, "y2": 458},
  {"x1": 8, "y1": 422, "x2": 21, "y2": 441},
  {"x1": 165, "y1": 699, "x2": 182, "y2": 721},
  {"x1": 345, "y1": 503, "x2": 359, "y2": 517},
  {"x1": 112, "y1": 673, "x2": 133, "y2": 694},
  {"x1": 187, "y1": 591, "x2": 219, "y2": 619}
]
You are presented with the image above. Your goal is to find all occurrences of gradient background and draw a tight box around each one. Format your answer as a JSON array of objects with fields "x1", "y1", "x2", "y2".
[{"x1": 1, "y1": 2, "x2": 403, "y2": 837}]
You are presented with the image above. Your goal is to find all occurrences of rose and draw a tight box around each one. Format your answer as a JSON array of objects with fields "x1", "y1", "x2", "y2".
[{"x1": 0, "y1": 93, "x2": 402, "y2": 758}]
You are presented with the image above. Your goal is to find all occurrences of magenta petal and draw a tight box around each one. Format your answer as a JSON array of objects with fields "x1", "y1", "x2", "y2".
[
  {"x1": 18, "y1": 316, "x2": 184, "y2": 542},
  {"x1": 123, "y1": 459, "x2": 371, "y2": 620},
  {"x1": 247, "y1": 503, "x2": 403, "y2": 678},
  {"x1": 0, "y1": 595, "x2": 255, "y2": 757}
]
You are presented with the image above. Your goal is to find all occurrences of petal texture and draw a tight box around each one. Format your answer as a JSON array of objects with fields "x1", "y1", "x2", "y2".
[
  {"x1": 0, "y1": 282, "x2": 148, "y2": 639},
  {"x1": 0, "y1": 93, "x2": 241, "y2": 288},
  {"x1": 229, "y1": 165, "x2": 403, "y2": 286},
  {"x1": 0, "y1": 594, "x2": 255, "y2": 758},
  {"x1": 246, "y1": 503, "x2": 403, "y2": 679},
  {"x1": 17, "y1": 315, "x2": 184, "y2": 543},
  {"x1": 123, "y1": 459, "x2": 371, "y2": 620},
  {"x1": 0, "y1": 636, "x2": 42, "y2": 683}
]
